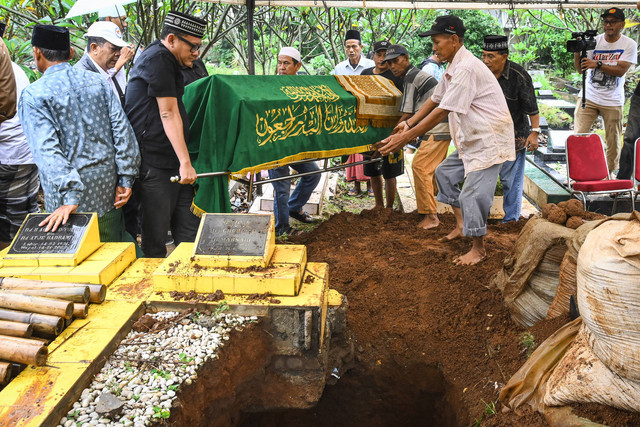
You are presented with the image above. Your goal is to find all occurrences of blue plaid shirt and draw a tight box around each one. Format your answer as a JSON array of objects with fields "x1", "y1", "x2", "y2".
[{"x1": 19, "y1": 62, "x2": 140, "y2": 216}]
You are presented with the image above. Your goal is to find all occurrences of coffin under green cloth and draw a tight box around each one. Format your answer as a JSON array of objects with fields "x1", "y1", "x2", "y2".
[{"x1": 183, "y1": 74, "x2": 393, "y2": 215}]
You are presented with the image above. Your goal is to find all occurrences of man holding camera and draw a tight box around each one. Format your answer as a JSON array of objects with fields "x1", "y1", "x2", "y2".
[{"x1": 573, "y1": 7, "x2": 637, "y2": 175}]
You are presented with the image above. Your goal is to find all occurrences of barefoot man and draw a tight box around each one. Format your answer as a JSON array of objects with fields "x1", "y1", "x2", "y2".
[{"x1": 376, "y1": 15, "x2": 514, "y2": 265}]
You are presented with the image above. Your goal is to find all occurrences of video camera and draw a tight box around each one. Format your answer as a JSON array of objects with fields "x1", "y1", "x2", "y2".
[
  {"x1": 566, "y1": 30, "x2": 598, "y2": 54},
  {"x1": 567, "y1": 30, "x2": 598, "y2": 109}
]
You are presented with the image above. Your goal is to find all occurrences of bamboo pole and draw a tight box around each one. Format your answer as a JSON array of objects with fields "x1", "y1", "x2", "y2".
[
  {"x1": 0, "y1": 362, "x2": 12, "y2": 384},
  {"x1": 73, "y1": 303, "x2": 88, "y2": 319},
  {"x1": 2, "y1": 287, "x2": 89, "y2": 304},
  {"x1": 0, "y1": 320, "x2": 32, "y2": 338},
  {"x1": 0, "y1": 293, "x2": 73, "y2": 319},
  {"x1": 0, "y1": 335, "x2": 47, "y2": 366},
  {"x1": 0, "y1": 308, "x2": 63, "y2": 336},
  {"x1": 10, "y1": 287, "x2": 89, "y2": 303},
  {"x1": 0, "y1": 278, "x2": 105, "y2": 303},
  {"x1": 88, "y1": 284, "x2": 105, "y2": 304}
]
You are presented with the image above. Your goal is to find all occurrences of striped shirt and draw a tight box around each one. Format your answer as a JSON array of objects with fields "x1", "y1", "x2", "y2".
[
  {"x1": 431, "y1": 46, "x2": 515, "y2": 175},
  {"x1": 400, "y1": 65, "x2": 450, "y2": 140}
]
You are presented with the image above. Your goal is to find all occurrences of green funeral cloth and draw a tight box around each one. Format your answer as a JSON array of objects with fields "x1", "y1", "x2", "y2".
[{"x1": 183, "y1": 75, "x2": 393, "y2": 216}]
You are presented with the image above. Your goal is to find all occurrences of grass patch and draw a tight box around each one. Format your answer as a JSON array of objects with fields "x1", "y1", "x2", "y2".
[{"x1": 520, "y1": 331, "x2": 536, "y2": 358}]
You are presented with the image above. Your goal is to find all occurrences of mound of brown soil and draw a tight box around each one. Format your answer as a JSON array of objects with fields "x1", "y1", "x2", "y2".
[{"x1": 243, "y1": 211, "x2": 636, "y2": 426}]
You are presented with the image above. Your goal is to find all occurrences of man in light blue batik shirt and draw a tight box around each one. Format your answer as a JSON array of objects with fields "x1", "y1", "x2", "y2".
[{"x1": 19, "y1": 24, "x2": 140, "y2": 241}]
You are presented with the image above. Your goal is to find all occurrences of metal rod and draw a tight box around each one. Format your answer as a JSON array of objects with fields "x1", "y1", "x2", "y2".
[
  {"x1": 253, "y1": 157, "x2": 382, "y2": 185},
  {"x1": 170, "y1": 156, "x2": 382, "y2": 183}
]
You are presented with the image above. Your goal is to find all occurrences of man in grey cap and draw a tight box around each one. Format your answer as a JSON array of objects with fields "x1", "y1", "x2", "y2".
[
  {"x1": 377, "y1": 16, "x2": 514, "y2": 265},
  {"x1": 125, "y1": 11, "x2": 207, "y2": 258},
  {"x1": 384, "y1": 43, "x2": 447, "y2": 230}
]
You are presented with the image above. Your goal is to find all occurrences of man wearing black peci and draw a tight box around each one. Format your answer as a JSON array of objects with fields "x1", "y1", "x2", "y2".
[{"x1": 125, "y1": 11, "x2": 206, "y2": 258}]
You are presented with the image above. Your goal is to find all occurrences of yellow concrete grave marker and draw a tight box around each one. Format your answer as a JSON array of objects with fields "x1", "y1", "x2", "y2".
[
  {"x1": 2, "y1": 213, "x2": 101, "y2": 267},
  {"x1": 191, "y1": 213, "x2": 276, "y2": 268}
]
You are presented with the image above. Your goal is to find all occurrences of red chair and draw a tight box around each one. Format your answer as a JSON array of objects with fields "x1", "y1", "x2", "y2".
[{"x1": 566, "y1": 133, "x2": 635, "y2": 213}]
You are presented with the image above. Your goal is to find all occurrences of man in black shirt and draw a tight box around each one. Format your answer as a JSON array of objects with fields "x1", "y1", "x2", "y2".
[
  {"x1": 482, "y1": 35, "x2": 540, "y2": 222},
  {"x1": 360, "y1": 40, "x2": 404, "y2": 89},
  {"x1": 361, "y1": 40, "x2": 405, "y2": 209},
  {"x1": 182, "y1": 58, "x2": 209, "y2": 86},
  {"x1": 124, "y1": 11, "x2": 206, "y2": 257}
]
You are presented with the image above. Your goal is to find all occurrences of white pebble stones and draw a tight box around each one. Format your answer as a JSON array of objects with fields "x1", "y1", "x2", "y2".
[{"x1": 58, "y1": 310, "x2": 257, "y2": 426}]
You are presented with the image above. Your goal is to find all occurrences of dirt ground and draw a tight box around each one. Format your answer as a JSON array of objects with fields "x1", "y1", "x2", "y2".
[{"x1": 241, "y1": 209, "x2": 640, "y2": 426}]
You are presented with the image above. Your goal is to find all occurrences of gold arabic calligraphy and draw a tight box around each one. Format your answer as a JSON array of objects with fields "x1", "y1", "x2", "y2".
[
  {"x1": 280, "y1": 85, "x2": 340, "y2": 103},
  {"x1": 255, "y1": 85, "x2": 368, "y2": 146}
]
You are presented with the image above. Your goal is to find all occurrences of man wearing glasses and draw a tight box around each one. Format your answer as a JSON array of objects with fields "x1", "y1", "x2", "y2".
[
  {"x1": 125, "y1": 11, "x2": 206, "y2": 258},
  {"x1": 75, "y1": 22, "x2": 130, "y2": 107},
  {"x1": 573, "y1": 7, "x2": 637, "y2": 175}
]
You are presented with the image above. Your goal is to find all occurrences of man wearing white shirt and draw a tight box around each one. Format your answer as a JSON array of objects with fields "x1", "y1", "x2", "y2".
[
  {"x1": 573, "y1": 7, "x2": 637, "y2": 173},
  {"x1": 333, "y1": 30, "x2": 375, "y2": 195},
  {"x1": 332, "y1": 30, "x2": 374, "y2": 76},
  {"x1": 75, "y1": 22, "x2": 132, "y2": 107},
  {"x1": 376, "y1": 15, "x2": 514, "y2": 266}
]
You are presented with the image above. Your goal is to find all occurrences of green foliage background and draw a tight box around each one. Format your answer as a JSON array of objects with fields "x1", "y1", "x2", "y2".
[{"x1": 1, "y1": 1, "x2": 639, "y2": 79}]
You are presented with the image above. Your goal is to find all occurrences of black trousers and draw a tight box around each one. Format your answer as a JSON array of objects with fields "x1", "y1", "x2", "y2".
[
  {"x1": 122, "y1": 179, "x2": 141, "y2": 238},
  {"x1": 139, "y1": 164, "x2": 201, "y2": 258},
  {"x1": 618, "y1": 94, "x2": 640, "y2": 180}
]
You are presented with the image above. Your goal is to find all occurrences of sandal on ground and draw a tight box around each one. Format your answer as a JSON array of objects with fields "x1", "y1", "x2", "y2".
[
  {"x1": 348, "y1": 188, "x2": 360, "y2": 196},
  {"x1": 290, "y1": 210, "x2": 315, "y2": 223},
  {"x1": 367, "y1": 189, "x2": 375, "y2": 197}
]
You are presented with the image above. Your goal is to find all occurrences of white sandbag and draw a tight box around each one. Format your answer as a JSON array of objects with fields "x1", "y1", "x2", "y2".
[
  {"x1": 577, "y1": 218, "x2": 640, "y2": 381},
  {"x1": 510, "y1": 244, "x2": 566, "y2": 328},
  {"x1": 544, "y1": 324, "x2": 640, "y2": 412}
]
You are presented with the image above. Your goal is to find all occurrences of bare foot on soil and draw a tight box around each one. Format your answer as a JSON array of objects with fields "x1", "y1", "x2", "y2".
[
  {"x1": 439, "y1": 227, "x2": 463, "y2": 242},
  {"x1": 453, "y1": 248, "x2": 486, "y2": 266},
  {"x1": 417, "y1": 214, "x2": 439, "y2": 230}
]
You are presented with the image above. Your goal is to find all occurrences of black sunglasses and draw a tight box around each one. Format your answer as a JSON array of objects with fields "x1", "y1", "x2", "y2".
[{"x1": 174, "y1": 34, "x2": 202, "y2": 53}]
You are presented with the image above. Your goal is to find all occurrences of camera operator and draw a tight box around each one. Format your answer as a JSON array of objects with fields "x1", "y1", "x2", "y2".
[{"x1": 573, "y1": 7, "x2": 637, "y2": 176}]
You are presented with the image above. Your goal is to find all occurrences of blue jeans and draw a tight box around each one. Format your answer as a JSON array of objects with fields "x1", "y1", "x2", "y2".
[
  {"x1": 268, "y1": 161, "x2": 321, "y2": 234},
  {"x1": 499, "y1": 149, "x2": 526, "y2": 223}
]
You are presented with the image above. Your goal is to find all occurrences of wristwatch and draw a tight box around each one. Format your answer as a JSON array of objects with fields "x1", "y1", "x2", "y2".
[
  {"x1": 596, "y1": 60, "x2": 603, "y2": 69},
  {"x1": 531, "y1": 127, "x2": 542, "y2": 133}
]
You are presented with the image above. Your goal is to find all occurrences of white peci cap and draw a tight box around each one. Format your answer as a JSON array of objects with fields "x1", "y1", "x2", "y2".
[
  {"x1": 85, "y1": 22, "x2": 128, "y2": 47},
  {"x1": 278, "y1": 47, "x2": 301, "y2": 63}
]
